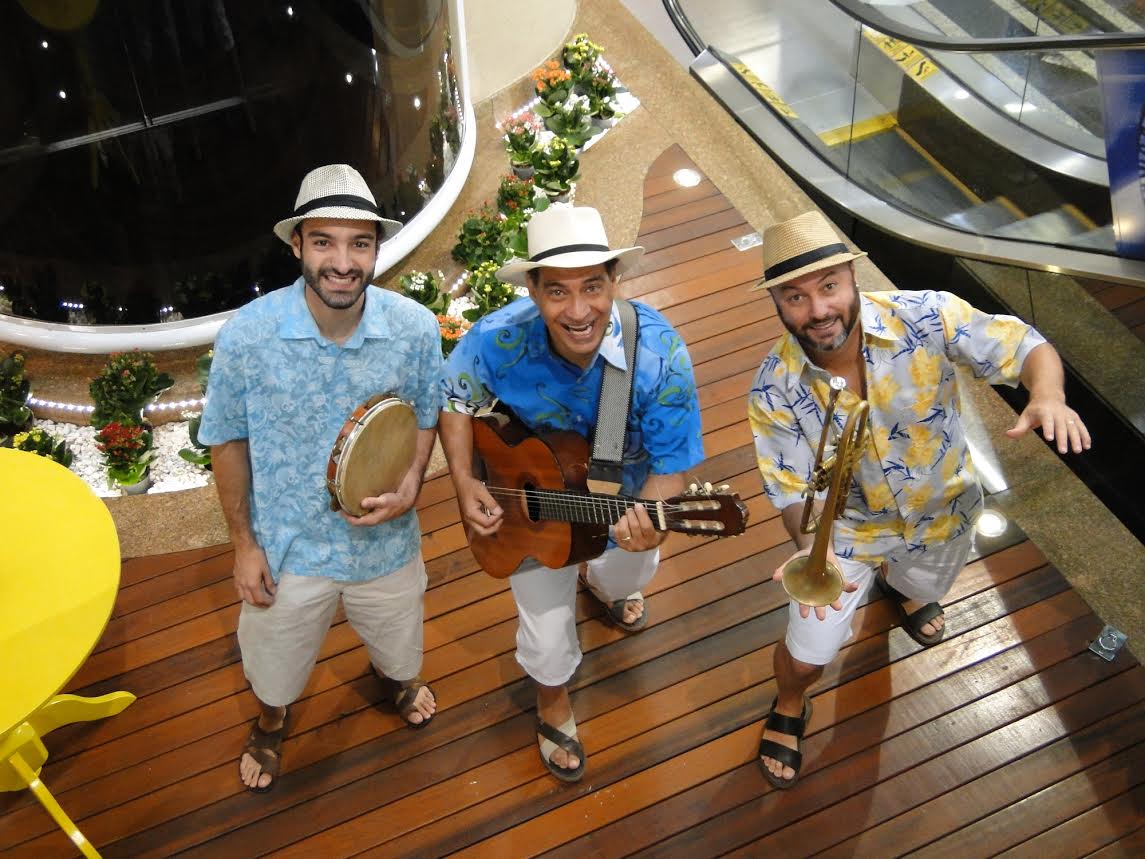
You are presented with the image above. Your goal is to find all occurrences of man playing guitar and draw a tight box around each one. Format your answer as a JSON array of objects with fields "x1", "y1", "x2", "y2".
[{"x1": 438, "y1": 205, "x2": 704, "y2": 783}]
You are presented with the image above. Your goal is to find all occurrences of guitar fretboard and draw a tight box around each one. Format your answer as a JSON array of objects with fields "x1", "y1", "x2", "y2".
[{"x1": 487, "y1": 486, "x2": 666, "y2": 530}]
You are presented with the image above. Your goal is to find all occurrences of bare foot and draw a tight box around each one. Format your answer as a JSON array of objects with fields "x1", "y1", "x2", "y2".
[
  {"x1": 404, "y1": 685, "x2": 436, "y2": 726},
  {"x1": 620, "y1": 596, "x2": 644, "y2": 625}
]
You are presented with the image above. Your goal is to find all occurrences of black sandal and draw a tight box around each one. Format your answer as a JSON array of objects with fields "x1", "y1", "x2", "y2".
[
  {"x1": 380, "y1": 676, "x2": 436, "y2": 729},
  {"x1": 537, "y1": 716, "x2": 586, "y2": 783},
  {"x1": 578, "y1": 569, "x2": 648, "y2": 632},
  {"x1": 876, "y1": 574, "x2": 945, "y2": 646},
  {"x1": 757, "y1": 696, "x2": 812, "y2": 790}
]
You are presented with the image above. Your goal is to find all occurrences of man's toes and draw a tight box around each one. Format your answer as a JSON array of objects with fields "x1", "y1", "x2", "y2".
[
  {"x1": 257, "y1": 772, "x2": 272, "y2": 789},
  {"x1": 624, "y1": 599, "x2": 644, "y2": 624}
]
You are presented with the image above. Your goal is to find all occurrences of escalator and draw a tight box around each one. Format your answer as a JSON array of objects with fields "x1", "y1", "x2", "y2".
[{"x1": 662, "y1": 0, "x2": 1145, "y2": 541}]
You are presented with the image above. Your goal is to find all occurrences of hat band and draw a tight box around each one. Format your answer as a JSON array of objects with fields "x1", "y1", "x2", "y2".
[
  {"x1": 530, "y1": 242, "x2": 610, "y2": 263},
  {"x1": 764, "y1": 242, "x2": 850, "y2": 281},
  {"x1": 293, "y1": 193, "x2": 381, "y2": 218}
]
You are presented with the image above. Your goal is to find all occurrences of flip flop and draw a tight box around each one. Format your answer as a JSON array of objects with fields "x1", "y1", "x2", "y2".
[
  {"x1": 757, "y1": 696, "x2": 812, "y2": 790},
  {"x1": 876, "y1": 574, "x2": 945, "y2": 646},
  {"x1": 380, "y1": 676, "x2": 436, "y2": 729},
  {"x1": 537, "y1": 715, "x2": 586, "y2": 783},
  {"x1": 241, "y1": 708, "x2": 289, "y2": 794}
]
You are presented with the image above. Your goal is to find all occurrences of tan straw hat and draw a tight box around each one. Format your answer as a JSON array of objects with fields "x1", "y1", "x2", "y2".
[
  {"x1": 750, "y1": 210, "x2": 867, "y2": 291},
  {"x1": 273, "y1": 164, "x2": 403, "y2": 245},
  {"x1": 496, "y1": 205, "x2": 644, "y2": 286}
]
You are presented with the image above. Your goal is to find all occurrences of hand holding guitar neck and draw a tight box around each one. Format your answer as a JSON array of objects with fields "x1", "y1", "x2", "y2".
[{"x1": 612, "y1": 502, "x2": 664, "y2": 552}]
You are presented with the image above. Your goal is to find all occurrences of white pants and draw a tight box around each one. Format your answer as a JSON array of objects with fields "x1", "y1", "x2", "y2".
[
  {"x1": 237, "y1": 554, "x2": 427, "y2": 707},
  {"x1": 785, "y1": 528, "x2": 974, "y2": 667},
  {"x1": 510, "y1": 546, "x2": 660, "y2": 687}
]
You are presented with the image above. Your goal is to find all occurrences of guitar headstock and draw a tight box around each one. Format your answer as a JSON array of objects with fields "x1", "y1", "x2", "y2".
[{"x1": 663, "y1": 483, "x2": 749, "y2": 536}]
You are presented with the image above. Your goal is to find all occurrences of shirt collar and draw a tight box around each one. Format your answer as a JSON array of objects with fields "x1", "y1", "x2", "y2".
[
  {"x1": 277, "y1": 279, "x2": 390, "y2": 347},
  {"x1": 776, "y1": 293, "x2": 892, "y2": 391}
]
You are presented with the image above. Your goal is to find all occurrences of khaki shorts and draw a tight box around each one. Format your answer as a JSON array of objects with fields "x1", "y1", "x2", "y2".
[{"x1": 237, "y1": 554, "x2": 427, "y2": 707}]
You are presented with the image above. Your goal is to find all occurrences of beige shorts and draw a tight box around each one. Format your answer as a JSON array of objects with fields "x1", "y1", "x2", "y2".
[
  {"x1": 237, "y1": 554, "x2": 427, "y2": 707},
  {"x1": 785, "y1": 528, "x2": 973, "y2": 667}
]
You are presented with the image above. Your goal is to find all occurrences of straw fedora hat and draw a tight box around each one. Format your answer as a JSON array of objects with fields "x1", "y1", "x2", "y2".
[
  {"x1": 496, "y1": 206, "x2": 644, "y2": 286},
  {"x1": 273, "y1": 164, "x2": 403, "y2": 245},
  {"x1": 750, "y1": 210, "x2": 867, "y2": 291}
]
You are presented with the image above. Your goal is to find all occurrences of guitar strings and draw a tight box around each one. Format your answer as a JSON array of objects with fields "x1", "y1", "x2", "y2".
[{"x1": 483, "y1": 485, "x2": 692, "y2": 513}]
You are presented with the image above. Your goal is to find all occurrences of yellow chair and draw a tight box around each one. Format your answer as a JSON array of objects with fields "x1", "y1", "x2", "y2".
[{"x1": 0, "y1": 448, "x2": 135, "y2": 858}]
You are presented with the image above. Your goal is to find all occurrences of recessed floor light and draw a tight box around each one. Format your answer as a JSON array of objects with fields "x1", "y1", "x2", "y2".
[{"x1": 673, "y1": 168, "x2": 702, "y2": 188}]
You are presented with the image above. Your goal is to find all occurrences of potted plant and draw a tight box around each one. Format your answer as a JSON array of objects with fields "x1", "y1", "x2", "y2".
[
  {"x1": 179, "y1": 350, "x2": 213, "y2": 470},
  {"x1": 398, "y1": 270, "x2": 450, "y2": 315},
  {"x1": 89, "y1": 351, "x2": 174, "y2": 429},
  {"x1": 96, "y1": 420, "x2": 156, "y2": 494},
  {"x1": 503, "y1": 114, "x2": 541, "y2": 178},
  {"x1": 496, "y1": 174, "x2": 538, "y2": 225},
  {"x1": 462, "y1": 261, "x2": 522, "y2": 322},
  {"x1": 583, "y1": 68, "x2": 622, "y2": 127},
  {"x1": 451, "y1": 207, "x2": 512, "y2": 269},
  {"x1": 562, "y1": 34, "x2": 603, "y2": 86},
  {"x1": 541, "y1": 94, "x2": 597, "y2": 149},
  {"x1": 531, "y1": 137, "x2": 581, "y2": 203},
  {"x1": 532, "y1": 60, "x2": 573, "y2": 109},
  {"x1": 0, "y1": 351, "x2": 33, "y2": 442},
  {"x1": 436, "y1": 313, "x2": 472, "y2": 357},
  {"x1": 9, "y1": 427, "x2": 74, "y2": 467}
]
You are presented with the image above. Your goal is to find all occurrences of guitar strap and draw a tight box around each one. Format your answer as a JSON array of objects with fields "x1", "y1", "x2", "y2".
[{"x1": 587, "y1": 298, "x2": 639, "y2": 495}]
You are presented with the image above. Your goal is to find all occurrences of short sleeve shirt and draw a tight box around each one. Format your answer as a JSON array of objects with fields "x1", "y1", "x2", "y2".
[
  {"x1": 442, "y1": 298, "x2": 705, "y2": 497},
  {"x1": 198, "y1": 279, "x2": 444, "y2": 582},
  {"x1": 747, "y1": 290, "x2": 1045, "y2": 562}
]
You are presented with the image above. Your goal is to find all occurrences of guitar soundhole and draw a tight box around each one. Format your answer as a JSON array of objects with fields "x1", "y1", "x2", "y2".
[{"x1": 523, "y1": 482, "x2": 542, "y2": 521}]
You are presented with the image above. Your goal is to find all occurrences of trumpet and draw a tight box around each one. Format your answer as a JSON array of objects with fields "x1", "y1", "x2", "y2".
[{"x1": 780, "y1": 376, "x2": 869, "y2": 607}]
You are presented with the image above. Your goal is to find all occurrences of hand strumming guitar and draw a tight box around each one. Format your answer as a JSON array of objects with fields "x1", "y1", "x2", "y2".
[{"x1": 456, "y1": 474, "x2": 504, "y2": 536}]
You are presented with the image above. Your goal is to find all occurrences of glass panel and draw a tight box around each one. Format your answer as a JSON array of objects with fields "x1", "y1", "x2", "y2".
[{"x1": 0, "y1": 0, "x2": 465, "y2": 325}]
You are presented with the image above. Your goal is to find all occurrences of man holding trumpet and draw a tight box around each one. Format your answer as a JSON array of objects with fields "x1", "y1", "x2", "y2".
[{"x1": 746, "y1": 211, "x2": 1090, "y2": 789}]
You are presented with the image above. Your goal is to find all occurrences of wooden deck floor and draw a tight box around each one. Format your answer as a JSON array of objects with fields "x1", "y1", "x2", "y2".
[{"x1": 3, "y1": 147, "x2": 1143, "y2": 858}]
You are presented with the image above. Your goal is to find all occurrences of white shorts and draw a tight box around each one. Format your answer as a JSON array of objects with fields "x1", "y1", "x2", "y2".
[
  {"x1": 510, "y1": 546, "x2": 660, "y2": 687},
  {"x1": 237, "y1": 554, "x2": 427, "y2": 707},
  {"x1": 785, "y1": 529, "x2": 974, "y2": 667}
]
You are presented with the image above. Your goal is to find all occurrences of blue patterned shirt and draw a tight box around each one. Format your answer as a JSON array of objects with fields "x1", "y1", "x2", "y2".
[
  {"x1": 198, "y1": 279, "x2": 444, "y2": 582},
  {"x1": 442, "y1": 298, "x2": 705, "y2": 497},
  {"x1": 748, "y1": 290, "x2": 1045, "y2": 561}
]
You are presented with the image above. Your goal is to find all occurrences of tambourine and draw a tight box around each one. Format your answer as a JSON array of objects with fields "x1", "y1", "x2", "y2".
[{"x1": 326, "y1": 394, "x2": 417, "y2": 516}]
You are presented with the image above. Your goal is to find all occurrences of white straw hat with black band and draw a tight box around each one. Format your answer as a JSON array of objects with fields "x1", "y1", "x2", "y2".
[
  {"x1": 750, "y1": 210, "x2": 867, "y2": 291},
  {"x1": 496, "y1": 206, "x2": 644, "y2": 286},
  {"x1": 273, "y1": 164, "x2": 403, "y2": 245}
]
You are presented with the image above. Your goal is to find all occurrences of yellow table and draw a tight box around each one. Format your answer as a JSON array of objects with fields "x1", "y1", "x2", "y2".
[{"x1": 0, "y1": 448, "x2": 134, "y2": 858}]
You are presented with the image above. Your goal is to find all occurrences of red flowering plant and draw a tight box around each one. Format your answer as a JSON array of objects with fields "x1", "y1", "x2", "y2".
[
  {"x1": 496, "y1": 174, "x2": 537, "y2": 225},
  {"x1": 95, "y1": 421, "x2": 155, "y2": 486},
  {"x1": 89, "y1": 350, "x2": 174, "y2": 429},
  {"x1": 532, "y1": 60, "x2": 572, "y2": 108}
]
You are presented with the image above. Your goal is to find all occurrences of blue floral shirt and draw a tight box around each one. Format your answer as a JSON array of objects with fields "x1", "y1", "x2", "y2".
[
  {"x1": 442, "y1": 298, "x2": 705, "y2": 497},
  {"x1": 198, "y1": 279, "x2": 444, "y2": 582},
  {"x1": 748, "y1": 290, "x2": 1045, "y2": 561}
]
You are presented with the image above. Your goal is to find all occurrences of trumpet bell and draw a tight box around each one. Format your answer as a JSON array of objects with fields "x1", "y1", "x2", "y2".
[{"x1": 780, "y1": 555, "x2": 845, "y2": 607}]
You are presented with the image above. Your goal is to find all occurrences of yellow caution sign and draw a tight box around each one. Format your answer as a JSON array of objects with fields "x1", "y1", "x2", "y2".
[
  {"x1": 863, "y1": 30, "x2": 938, "y2": 81},
  {"x1": 1015, "y1": 0, "x2": 1090, "y2": 35},
  {"x1": 730, "y1": 61, "x2": 798, "y2": 119}
]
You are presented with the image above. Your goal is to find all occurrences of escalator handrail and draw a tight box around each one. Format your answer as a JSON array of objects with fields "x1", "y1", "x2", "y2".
[{"x1": 821, "y1": 0, "x2": 1145, "y2": 53}]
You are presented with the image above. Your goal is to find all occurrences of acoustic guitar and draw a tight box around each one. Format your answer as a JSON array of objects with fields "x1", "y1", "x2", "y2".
[{"x1": 469, "y1": 410, "x2": 749, "y2": 578}]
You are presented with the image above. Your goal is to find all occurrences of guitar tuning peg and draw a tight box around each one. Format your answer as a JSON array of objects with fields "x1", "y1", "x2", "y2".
[
  {"x1": 687, "y1": 482, "x2": 699, "y2": 494},
  {"x1": 719, "y1": 484, "x2": 730, "y2": 492},
  {"x1": 703, "y1": 482, "x2": 713, "y2": 493}
]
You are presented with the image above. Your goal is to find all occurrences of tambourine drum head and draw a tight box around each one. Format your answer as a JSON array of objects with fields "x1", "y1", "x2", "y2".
[{"x1": 337, "y1": 401, "x2": 417, "y2": 516}]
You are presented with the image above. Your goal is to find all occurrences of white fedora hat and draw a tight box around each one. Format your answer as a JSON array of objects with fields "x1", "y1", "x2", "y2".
[
  {"x1": 496, "y1": 205, "x2": 644, "y2": 286},
  {"x1": 273, "y1": 164, "x2": 403, "y2": 245},
  {"x1": 750, "y1": 210, "x2": 866, "y2": 291}
]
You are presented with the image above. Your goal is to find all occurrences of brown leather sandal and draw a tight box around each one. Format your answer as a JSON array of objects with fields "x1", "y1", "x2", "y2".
[
  {"x1": 381, "y1": 677, "x2": 436, "y2": 729},
  {"x1": 241, "y1": 709, "x2": 288, "y2": 794}
]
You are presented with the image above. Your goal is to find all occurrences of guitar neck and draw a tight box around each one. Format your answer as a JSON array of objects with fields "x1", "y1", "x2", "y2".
[{"x1": 489, "y1": 486, "x2": 671, "y2": 531}]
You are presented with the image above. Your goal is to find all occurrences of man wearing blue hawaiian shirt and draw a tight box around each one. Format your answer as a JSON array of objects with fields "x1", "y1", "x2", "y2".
[
  {"x1": 439, "y1": 206, "x2": 705, "y2": 783},
  {"x1": 198, "y1": 165, "x2": 443, "y2": 793},
  {"x1": 748, "y1": 210, "x2": 1091, "y2": 790}
]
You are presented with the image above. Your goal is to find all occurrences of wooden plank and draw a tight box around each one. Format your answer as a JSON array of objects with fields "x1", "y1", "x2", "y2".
[
  {"x1": 117, "y1": 543, "x2": 230, "y2": 587},
  {"x1": 993, "y1": 782, "x2": 1145, "y2": 858},
  {"x1": 636, "y1": 207, "x2": 747, "y2": 254},
  {"x1": 637, "y1": 193, "x2": 735, "y2": 237}
]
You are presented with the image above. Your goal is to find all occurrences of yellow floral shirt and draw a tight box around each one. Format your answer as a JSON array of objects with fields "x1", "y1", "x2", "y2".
[{"x1": 748, "y1": 290, "x2": 1044, "y2": 562}]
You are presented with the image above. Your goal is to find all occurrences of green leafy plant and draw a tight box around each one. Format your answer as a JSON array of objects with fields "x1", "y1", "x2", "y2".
[
  {"x1": 540, "y1": 94, "x2": 597, "y2": 148},
  {"x1": 462, "y1": 262, "x2": 520, "y2": 322},
  {"x1": 496, "y1": 174, "x2": 537, "y2": 224},
  {"x1": 179, "y1": 350, "x2": 213, "y2": 469},
  {"x1": 89, "y1": 351, "x2": 174, "y2": 429},
  {"x1": 451, "y1": 207, "x2": 512, "y2": 269},
  {"x1": 9, "y1": 426, "x2": 73, "y2": 467},
  {"x1": 96, "y1": 421, "x2": 155, "y2": 486},
  {"x1": 436, "y1": 313, "x2": 471, "y2": 357},
  {"x1": 531, "y1": 137, "x2": 582, "y2": 200},
  {"x1": 562, "y1": 34, "x2": 603, "y2": 83},
  {"x1": 0, "y1": 351, "x2": 32, "y2": 436},
  {"x1": 583, "y1": 69, "x2": 621, "y2": 120},
  {"x1": 399, "y1": 270, "x2": 450, "y2": 314},
  {"x1": 503, "y1": 114, "x2": 541, "y2": 166}
]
